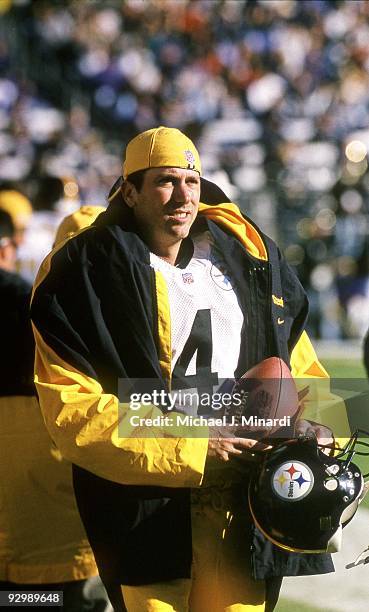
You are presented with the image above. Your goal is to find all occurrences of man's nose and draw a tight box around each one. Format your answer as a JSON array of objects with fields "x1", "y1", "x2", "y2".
[{"x1": 173, "y1": 180, "x2": 191, "y2": 203}]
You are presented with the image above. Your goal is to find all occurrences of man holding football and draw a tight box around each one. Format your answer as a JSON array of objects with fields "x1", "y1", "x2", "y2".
[{"x1": 31, "y1": 127, "x2": 336, "y2": 611}]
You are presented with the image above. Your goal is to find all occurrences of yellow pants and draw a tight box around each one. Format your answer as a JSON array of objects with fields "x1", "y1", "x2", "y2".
[{"x1": 122, "y1": 485, "x2": 265, "y2": 612}]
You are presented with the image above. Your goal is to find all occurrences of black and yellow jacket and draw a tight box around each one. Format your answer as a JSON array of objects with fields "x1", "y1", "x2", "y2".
[{"x1": 31, "y1": 179, "x2": 341, "y2": 586}]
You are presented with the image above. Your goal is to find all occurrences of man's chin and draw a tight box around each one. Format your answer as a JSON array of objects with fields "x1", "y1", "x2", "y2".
[{"x1": 167, "y1": 224, "x2": 191, "y2": 240}]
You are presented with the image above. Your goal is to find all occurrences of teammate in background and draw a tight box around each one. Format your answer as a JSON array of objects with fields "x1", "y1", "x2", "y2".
[
  {"x1": 0, "y1": 209, "x2": 112, "y2": 611},
  {"x1": 53, "y1": 205, "x2": 106, "y2": 248},
  {"x1": 0, "y1": 189, "x2": 32, "y2": 246},
  {"x1": 31, "y1": 127, "x2": 335, "y2": 612}
]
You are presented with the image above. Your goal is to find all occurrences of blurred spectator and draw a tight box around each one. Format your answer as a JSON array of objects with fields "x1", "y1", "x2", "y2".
[
  {"x1": 0, "y1": 189, "x2": 32, "y2": 246},
  {"x1": 1, "y1": 0, "x2": 369, "y2": 338}
]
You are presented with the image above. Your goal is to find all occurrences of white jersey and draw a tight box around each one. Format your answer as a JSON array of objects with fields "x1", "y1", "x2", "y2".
[{"x1": 150, "y1": 231, "x2": 244, "y2": 415}]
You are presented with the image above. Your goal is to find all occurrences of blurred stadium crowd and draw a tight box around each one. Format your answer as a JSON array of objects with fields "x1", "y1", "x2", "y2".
[{"x1": 1, "y1": 0, "x2": 369, "y2": 339}]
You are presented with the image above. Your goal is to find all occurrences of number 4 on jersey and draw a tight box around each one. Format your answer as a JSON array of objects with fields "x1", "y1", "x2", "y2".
[{"x1": 172, "y1": 309, "x2": 219, "y2": 404}]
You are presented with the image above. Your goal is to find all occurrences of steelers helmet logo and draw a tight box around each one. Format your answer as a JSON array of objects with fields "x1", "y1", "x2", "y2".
[{"x1": 272, "y1": 461, "x2": 314, "y2": 502}]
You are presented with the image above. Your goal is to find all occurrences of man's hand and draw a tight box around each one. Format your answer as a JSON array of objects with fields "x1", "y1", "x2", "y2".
[
  {"x1": 207, "y1": 425, "x2": 271, "y2": 463},
  {"x1": 295, "y1": 419, "x2": 334, "y2": 455}
]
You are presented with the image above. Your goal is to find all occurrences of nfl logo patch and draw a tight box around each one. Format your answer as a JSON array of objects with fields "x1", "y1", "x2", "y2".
[
  {"x1": 184, "y1": 150, "x2": 195, "y2": 168},
  {"x1": 182, "y1": 272, "x2": 194, "y2": 284}
]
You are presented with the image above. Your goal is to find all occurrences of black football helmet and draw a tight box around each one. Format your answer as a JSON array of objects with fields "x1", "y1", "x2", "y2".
[{"x1": 248, "y1": 431, "x2": 369, "y2": 553}]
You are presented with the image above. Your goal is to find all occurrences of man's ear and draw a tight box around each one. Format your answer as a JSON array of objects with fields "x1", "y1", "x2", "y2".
[{"x1": 122, "y1": 181, "x2": 138, "y2": 208}]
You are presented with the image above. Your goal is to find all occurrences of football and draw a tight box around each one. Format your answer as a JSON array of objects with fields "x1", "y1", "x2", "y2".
[{"x1": 223, "y1": 357, "x2": 299, "y2": 438}]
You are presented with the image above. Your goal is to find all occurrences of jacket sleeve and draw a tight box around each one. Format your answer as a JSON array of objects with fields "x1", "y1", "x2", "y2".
[
  {"x1": 31, "y1": 246, "x2": 208, "y2": 488},
  {"x1": 291, "y1": 331, "x2": 351, "y2": 449}
]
